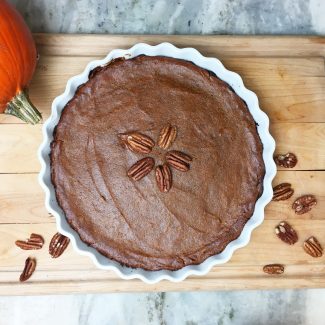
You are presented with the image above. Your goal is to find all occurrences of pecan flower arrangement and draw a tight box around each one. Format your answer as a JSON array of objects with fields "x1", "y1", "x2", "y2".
[{"x1": 119, "y1": 124, "x2": 192, "y2": 193}]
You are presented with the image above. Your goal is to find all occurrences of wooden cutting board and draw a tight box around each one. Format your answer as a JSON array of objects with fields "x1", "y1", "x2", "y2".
[{"x1": 0, "y1": 35, "x2": 324, "y2": 295}]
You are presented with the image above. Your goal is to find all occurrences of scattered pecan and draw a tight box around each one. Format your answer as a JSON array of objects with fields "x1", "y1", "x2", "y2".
[
  {"x1": 292, "y1": 195, "x2": 317, "y2": 215},
  {"x1": 275, "y1": 221, "x2": 298, "y2": 245},
  {"x1": 274, "y1": 152, "x2": 297, "y2": 168},
  {"x1": 155, "y1": 164, "x2": 172, "y2": 193},
  {"x1": 272, "y1": 183, "x2": 294, "y2": 201},
  {"x1": 119, "y1": 132, "x2": 155, "y2": 154},
  {"x1": 19, "y1": 257, "x2": 36, "y2": 282},
  {"x1": 303, "y1": 236, "x2": 323, "y2": 258},
  {"x1": 15, "y1": 233, "x2": 44, "y2": 250},
  {"x1": 157, "y1": 124, "x2": 177, "y2": 149},
  {"x1": 166, "y1": 150, "x2": 192, "y2": 172},
  {"x1": 127, "y1": 157, "x2": 155, "y2": 181},
  {"x1": 263, "y1": 264, "x2": 285, "y2": 275},
  {"x1": 49, "y1": 233, "x2": 70, "y2": 258}
]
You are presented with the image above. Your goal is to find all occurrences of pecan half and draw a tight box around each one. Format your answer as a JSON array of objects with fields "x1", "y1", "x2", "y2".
[
  {"x1": 19, "y1": 257, "x2": 36, "y2": 282},
  {"x1": 127, "y1": 157, "x2": 155, "y2": 181},
  {"x1": 156, "y1": 164, "x2": 172, "y2": 193},
  {"x1": 275, "y1": 221, "x2": 298, "y2": 245},
  {"x1": 274, "y1": 152, "x2": 297, "y2": 168},
  {"x1": 157, "y1": 124, "x2": 177, "y2": 149},
  {"x1": 292, "y1": 195, "x2": 317, "y2": 215},
  {"x1": 49, "y1": 233, "x2": 70, "y2": 258},
  {"x1": 272, "y1": 183, "x2": 294, "y2": 201},
  {"x1": 15, "y1": 233, "x2": 44, "y2": 250},
  {"x1": 166, "y1": 150, "x2": 192, "y2": 172},
  {"x1": 303, "y1": 236, "x2": 323, "y2": 258},
  {"x1": 263, "y1": 264, "x2": 285, "y2": 275},
  {"x1": 119, "y1": 132, "x2": 155, "y2": 154}
]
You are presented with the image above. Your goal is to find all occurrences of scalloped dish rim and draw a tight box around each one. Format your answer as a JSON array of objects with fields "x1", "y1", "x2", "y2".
[{"x1": 38, "y1": 42, "x2": 277, "y2": 284}]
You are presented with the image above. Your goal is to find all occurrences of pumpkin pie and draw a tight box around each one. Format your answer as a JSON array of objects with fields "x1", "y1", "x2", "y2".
[{"x1": 51, "y1": 55, "x2": 265, "y2": 271}]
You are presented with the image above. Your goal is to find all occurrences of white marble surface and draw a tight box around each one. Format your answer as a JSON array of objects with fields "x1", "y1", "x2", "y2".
[
  {"x1": 0, "y1": 290, "x2": 325, "y2": 325},
  {"x1": 8, "y1": 0, "x2": 325, "y2": 35},
  {"x1": 2, "y1": 1, "x2": 325, "y2": 324}
]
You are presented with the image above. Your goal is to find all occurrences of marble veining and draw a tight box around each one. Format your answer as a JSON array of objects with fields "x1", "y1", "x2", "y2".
[
  {"x1": 1, "y1": 290, "x2": 325, "y2": 325},
  {"x1": 8, "y1": 0, "x2": 325, "y2": 35}
]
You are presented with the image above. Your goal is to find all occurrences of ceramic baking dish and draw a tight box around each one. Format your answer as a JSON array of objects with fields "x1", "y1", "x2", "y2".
[{"x1": 39, "y1": 42, "x2": 276, "y2": 283}]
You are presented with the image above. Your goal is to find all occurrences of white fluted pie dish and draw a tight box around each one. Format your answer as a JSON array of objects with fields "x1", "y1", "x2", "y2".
[{"x1": 38, "y1": 42, "x2": 276, "y2": 283}]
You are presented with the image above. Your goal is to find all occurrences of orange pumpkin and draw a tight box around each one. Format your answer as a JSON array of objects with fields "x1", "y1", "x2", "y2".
[{"x1": 0, "y1": 0, "x2": 41, "y2": 124}]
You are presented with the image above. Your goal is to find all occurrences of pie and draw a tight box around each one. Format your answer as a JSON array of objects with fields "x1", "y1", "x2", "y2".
[{"x1": 51, "y1": 55, "x2": 265, "y2": 271}]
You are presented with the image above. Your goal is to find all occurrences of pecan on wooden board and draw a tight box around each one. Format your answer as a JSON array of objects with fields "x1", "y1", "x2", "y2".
[
  {"x1": 272, "y1": 183, "x2": 294, "y2": 201},
  {"x1": 274, "y1": 152, "x2": 297, "y2": 168},
  {"x1": 263, "y1": 264, "x2": 285, "y2": 275},
  {"x1": 19, "y1": 257, "x2": 36, "y2": 282},
  {"x1": 303, "y1": 236, "x2": 323, "y2": 258},
  {"x1": 292, "y1": 195, "x2": 317, "y2": 215},
  {"x1": 49, "y1": 233, "x2": 70, "y2": 258},
  {"x1": 15, "y1": 233, "x2": 44, "y2": 250},
  {"x1": 275, "y1": 221, "x2": 298, "y2": 245}
]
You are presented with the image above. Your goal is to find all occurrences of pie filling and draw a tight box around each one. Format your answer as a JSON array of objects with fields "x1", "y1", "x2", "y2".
[{"x1": 51, "y1": 55, "x2": 265, "y2": 271}]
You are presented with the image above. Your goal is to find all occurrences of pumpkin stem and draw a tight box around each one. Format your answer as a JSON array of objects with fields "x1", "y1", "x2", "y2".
[{"x1": 5, "y1": 91, "x2": 42, "y2": 125}]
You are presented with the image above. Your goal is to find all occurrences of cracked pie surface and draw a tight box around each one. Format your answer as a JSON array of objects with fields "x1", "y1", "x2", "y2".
[{"x1": 50, "y1": 55, "x2": 265, "y2": 271}]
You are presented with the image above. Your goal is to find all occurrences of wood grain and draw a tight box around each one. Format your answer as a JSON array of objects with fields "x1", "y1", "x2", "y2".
[
  {"x1": 266, "y1": 171, "x2": 324, "y2": 221},
  {"x1": 271, "y1": 123, "x2": 325, "y2": 170},
  {"x1": 0, "y1": 123, "x2": 324, "y2": 173},
  {"x1": 28, "y1": 56, "x2": 325, "y2": 124},
  {"x1": 0, "y1": 171, "x2": 323, "y2": 225},
  {"x1": 1, "y1": 273, "x2": 324, "y2": 295},
  {"x1": 0, "y1": 220, "x2": 323, "y2": 294},
  {"x1": 2, "y1": 218, "x2": 325, "y2": 268},
  {"x1": 0, "y1": 35, "x2": 324, "y2": 294},
  {"x1": 0, "y1": 174, "x2": 50, "y2": 224},
  {"x1": 1, "y1": 56, "x2": 325, "y2": 124},
  {"x1": 33, "y1": 34, "x2": 325, "y2": 57},
  {"x1": 0, "y1": 125, "x2": 41, "y2": 173}
]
